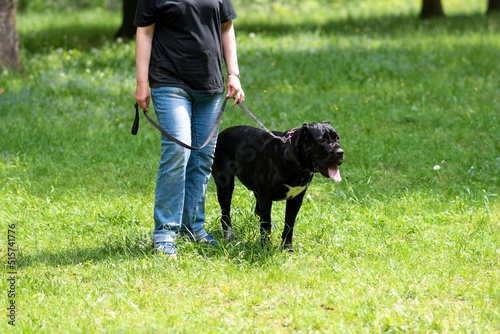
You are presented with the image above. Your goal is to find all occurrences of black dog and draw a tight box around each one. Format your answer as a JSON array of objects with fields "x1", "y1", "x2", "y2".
[{"x1": 212, "y1": 122, "x2": 344, "y2": 251}]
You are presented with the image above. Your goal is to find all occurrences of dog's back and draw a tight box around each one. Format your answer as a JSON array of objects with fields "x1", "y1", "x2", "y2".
[{"x1": 214, "y1": 125, "x2": 278, "y2": 156}]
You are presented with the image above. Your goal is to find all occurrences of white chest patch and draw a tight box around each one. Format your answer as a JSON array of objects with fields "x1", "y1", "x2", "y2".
[{"x1": 285, "y1": 184, "x2": 309, "y2": 199}]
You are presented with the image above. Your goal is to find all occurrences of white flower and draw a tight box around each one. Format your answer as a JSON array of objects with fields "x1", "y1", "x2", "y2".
[{"x1": 433, "y1": 165, "x2": 440, "y2": 170}]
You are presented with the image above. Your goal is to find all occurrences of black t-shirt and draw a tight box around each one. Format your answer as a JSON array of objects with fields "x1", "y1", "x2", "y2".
[{"x1": 134, "y1": 0, "x2": 237, "y2": 94}]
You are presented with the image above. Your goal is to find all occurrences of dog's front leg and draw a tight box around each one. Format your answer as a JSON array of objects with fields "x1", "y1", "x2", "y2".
[{"x1": 281, "y1": 192, "x2": 306, "y2": 252}]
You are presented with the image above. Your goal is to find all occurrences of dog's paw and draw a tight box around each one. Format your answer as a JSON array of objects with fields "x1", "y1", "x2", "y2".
[
  {"x1": 281, "y1": 244, "x2": 294, "y2": 253},
  {"x1": 223, "y1": 228, "x2": 236, "y2": 241}
]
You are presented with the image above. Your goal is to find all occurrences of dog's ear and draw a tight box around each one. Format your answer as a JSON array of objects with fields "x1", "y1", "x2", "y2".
[
  {"x1": 299, "y1": 123, "x2": 311, "y2": 137},
  {"x1": 322, "y1": 121, "x2": 331, "y2": 125}
]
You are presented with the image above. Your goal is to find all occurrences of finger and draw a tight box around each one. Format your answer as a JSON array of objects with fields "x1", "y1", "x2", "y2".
[
  {"x1": 232, "y1": 94, "x2": 240, "y2": 107},
  {"x1": 141, "y1": 101, "x2": 149, "y2": 113}
]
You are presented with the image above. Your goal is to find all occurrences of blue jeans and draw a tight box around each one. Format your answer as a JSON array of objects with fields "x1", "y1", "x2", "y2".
[{"x1": 150, "y1": 87, "x2": 222, "y2": 244}]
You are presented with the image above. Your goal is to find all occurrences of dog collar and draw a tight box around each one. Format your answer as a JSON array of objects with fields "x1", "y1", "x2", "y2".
[{"x1": 286, "y1": 130, "x2": 309, "y2": 172}]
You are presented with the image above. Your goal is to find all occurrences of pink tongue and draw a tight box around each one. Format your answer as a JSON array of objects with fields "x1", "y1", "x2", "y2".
[{"x1": 328, "y1": 167, "x2": 342, "y2": 182}]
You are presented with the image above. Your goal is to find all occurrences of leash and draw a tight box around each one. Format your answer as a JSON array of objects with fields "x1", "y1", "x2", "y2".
[
  {"x1": 131, "y1": 97, "x2": 228, "y2": 150},
  {"x1": 234, "y1": 102, "x2": 287, "y2": 143},
  {"x1": 131, "y1": 97, "x2": 287, "y2": 150}
]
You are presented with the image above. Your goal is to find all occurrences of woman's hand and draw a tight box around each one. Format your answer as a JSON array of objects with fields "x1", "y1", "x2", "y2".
[
  {"x1": 135, "y1": 83, "x2": 150, "y2": 112},
  {"x1": 226, "y1": 74, "x2": 245, "y2": 107}
]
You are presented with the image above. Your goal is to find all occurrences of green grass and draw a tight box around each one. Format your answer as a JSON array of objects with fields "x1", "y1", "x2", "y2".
[{"x1": 1, "y1": 1, "x2": 499, "y2": 332}]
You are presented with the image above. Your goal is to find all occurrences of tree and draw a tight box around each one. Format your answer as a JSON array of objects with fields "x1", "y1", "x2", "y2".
[
  {"x1": 116, "y1": 0, "x2": 138, "y2": 39},
  {"x1": 420, "y1": 0, "x2": 445, "y2": 18},
  {"x1": 487, "y1": 0, "x2": 500, "y2": 13},
  {"x1": 0, "y1": 0, "x2": 21, "y2": 70}
]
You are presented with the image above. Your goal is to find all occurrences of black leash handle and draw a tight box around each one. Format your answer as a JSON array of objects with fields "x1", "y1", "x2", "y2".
[{"x1": 131, "y1": 97, "x2": 287, "y2": 149}]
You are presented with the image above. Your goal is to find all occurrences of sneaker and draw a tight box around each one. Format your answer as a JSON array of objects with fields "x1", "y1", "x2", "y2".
[
  {"x1": 182, "y1": 228, "x2": 220, "y2": 245},
  {"x1": 156, "y1": 241, "x2": 177, "y2": 259},
  {"x1": 198, "y1": 234, "x2": 220, "y2": 245}
]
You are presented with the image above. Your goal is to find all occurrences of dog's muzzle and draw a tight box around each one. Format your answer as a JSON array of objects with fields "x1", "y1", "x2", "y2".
[{"x1": 317, "y1": 147, "x2": 344, "y2": 182}]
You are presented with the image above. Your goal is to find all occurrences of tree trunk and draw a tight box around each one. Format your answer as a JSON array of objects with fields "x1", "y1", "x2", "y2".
[
  {"x1": 420, "y1": 0, "x2": 445, "y2": 18},
  {"x1": 115, "y1": 0, "x2": 138, "y2": 39},
  {"x1": 0, "y1": 0, "x2": 21, "y2": 70},
  {"x1": 487, "y1": 0, "x2": 500, "y2": 14}
]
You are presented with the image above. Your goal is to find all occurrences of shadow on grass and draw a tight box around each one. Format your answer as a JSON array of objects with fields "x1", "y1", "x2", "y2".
[
  {"x1": 17, "y1": 238, "x2": 152, "y2": 268},
  {"x1": 19, "y1": 12, "x2": 499, "y2": 55},
  {"x1": 188, "y1": 237, "x2": 289, "y2": 265},
  {"x1": 17, "y1": 233, "x2": 286, "y2": 268},
  {"x1": 20, "y1": 22, "x2": 120, "y2": 54},
  {"x1": 236, "y1": 13, "x2": 498, "y2": 36}
]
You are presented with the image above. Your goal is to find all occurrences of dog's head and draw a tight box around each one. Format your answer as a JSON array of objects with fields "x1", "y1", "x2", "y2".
[{"x1": 292, "y1": 121, "x2": 344, "y2": 182}]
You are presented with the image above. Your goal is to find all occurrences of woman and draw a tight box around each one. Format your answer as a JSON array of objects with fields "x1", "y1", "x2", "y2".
[{"x1": 134, "y1": 0, "x2": 245, "y2": 258}]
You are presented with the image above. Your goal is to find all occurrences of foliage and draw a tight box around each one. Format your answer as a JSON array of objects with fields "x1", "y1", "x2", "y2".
[
  {"x1": 1, "y1": 0, "x2": 499, "y2": 332},
  {"x1": 15, "y1": 0, "x2": 491, "y2": 15},
  {"x1": 17, "y1": 0, "x2": 121, "y2": 13}
]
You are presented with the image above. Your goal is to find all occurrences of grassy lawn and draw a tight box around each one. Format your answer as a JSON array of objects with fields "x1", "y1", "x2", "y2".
[{"x1": 1, "y1": 0, "x2": 499, "y2": 332}]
